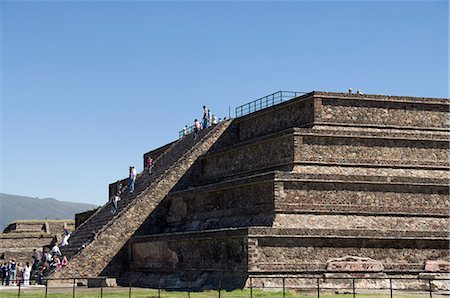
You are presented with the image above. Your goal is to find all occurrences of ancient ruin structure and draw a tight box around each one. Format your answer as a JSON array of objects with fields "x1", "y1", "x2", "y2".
[
  {"x1": 54, "y1": 91, "x2": 449, "y2": 289},
  {"x1": 1, "y1": 220, "x2": 74, "y2": 263}
]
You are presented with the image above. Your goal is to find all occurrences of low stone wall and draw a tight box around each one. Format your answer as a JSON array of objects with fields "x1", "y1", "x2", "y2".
[
  {"x1": 108, "y1": 178, "x2": 128, "y2": 198},
  {"x1": 296, "y1": 132, "x2": 448, "y2": 167},
  {"x1": 47, "y1": 221, "x2": 75, "y2": 234},
  {"x1": 164, "y1": 179, "x2": 275, "y2": 232},
  {"x1": 276, "y1": 180, "x2": 448, "y2": 215},
  {"x1": 237, "y1": 96, "x2": 315, "y2": 142},
  {"x1": 143, "y1": 141, "x2": 176, "y2": 170},
  {"x1": 251, "y1": 243, "x2": 448, "y2": 273},
  {"x1": 273, "y1": 214, "x2": 449, "y2": 231},
  {"x1": 199, "y1": 132, "x2": 294, "y2": 182},
  {"x1": 75, "y1": 209, "x2": 99, "y2": 229},
  {"x1": 129, "y1": 229, "x2": 247, "y2": 272},
  {"x1": 0, "y1": 235, "x2": 56, "y2": 263},
  {"x1": 318, "y1": 96, "x2": 449, "y2": 129}
]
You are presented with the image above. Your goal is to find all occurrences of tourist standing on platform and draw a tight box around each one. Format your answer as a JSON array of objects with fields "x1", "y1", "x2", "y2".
[
  {"x1": 129, "y1": 166, "x2": 137, "y2": 193},
  {"x1": 1, "y1": 263, "x2": 6, "y2": 285},
  {"x1": 23, "y1": 262, "x2": 31, "y2": 286},
  {"x1": 207, "y1": 108, "x2": 212, "y2": 127},
  {"x1": 202, "y1": 106, "x2": 209, "y2": 129},
  {"x1": 193, "y1": 119, "x2": 200, "y2": 139},
  {"x1": 9, "y1": 259, "x2": 16, "y2": 285},
  {"x1": 183, "y1": 125, "x2": 189, "y2": 136},
  {"x1": 16, "y1": 263, "x2": 23, "y2": 285},
  {"x1": 147, "y1": 156, "x2": 154, "y2": 174},
  {"x1": 4, "y1": 261, "x2": 11, "y2": 286}
]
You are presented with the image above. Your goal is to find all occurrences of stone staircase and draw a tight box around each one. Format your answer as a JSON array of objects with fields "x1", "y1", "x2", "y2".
[
  {"x1": 61, "y1": 126, "x2": 216, "y2": 259},
  {"x1": 53, "y1": 120, "x2": 231, "y2": 278}
]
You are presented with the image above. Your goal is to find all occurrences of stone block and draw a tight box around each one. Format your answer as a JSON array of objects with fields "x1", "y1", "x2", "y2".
[
  {"x1": 88, "y1": 278, "x2": 117, "y2": 288},
  {"x1": 425, "y1": 260, "x2": 450, "y2": 272},
  {"x1": 326, "y1": 256, "x2": 384, "y2": 272}
]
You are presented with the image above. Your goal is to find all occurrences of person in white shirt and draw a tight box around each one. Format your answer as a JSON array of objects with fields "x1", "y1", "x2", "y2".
[
  {"x1": 111, "y1": 195, "x2": 121, "y2": 214},
  {"x1": 128, "y1": 166, "x2": 137, "y2": 193},
  {"x1": 51, "y1": 243, "x2": 61, "y2": 256},
  {"x1": 23, "y1": 262, "x2": 31, "y2": 286}
]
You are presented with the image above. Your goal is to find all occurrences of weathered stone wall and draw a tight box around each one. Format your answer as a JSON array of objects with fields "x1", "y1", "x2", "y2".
[
  {"x1": 163, "y1": 179, "x2": 275, "y2": 232},
  {"x1": 0, "y1": 235, "x2": 56, "y2": 263},
  {"x1": 75, "y1": 209, "x2": 98, "y2": 229},
  {"x1": 276, "y1": 181, "x2": 448, "y2": 215},
  {"x1": 296, "y1": 133, "x2": 448, "y2": 167},
  {"x1": 190, "y1": 128, "x2": 448, "y2": 188},
  {"x1": 237, "y1": 97, "x2": 315, "y2": 142},
  {"x1": 273, "y1": 214, "x2": 448, "y2": 231},
  {"x1": 130, "y1": 230, "x2": 247, "y2": 272},
  {"x1": 251, "y1": 243, "x2": 448, "y2": 272},
  {"x1": 198, "y1": 132, "x2": 294, "y2": 182},
  {"x1": 318, "y1": 97, "x2": 449, "y2": 129},
  {"x1": 0, "y1": 236, "x2": 56, "y2": 250},
  {"x1": 3, "y1": 220, "x2": 74, "y2": 235}
]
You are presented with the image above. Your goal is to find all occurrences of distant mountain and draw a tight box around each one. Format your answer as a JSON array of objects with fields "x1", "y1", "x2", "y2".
[{"x1": 0, "y1": 193, "x2": 98, "y2": 231}]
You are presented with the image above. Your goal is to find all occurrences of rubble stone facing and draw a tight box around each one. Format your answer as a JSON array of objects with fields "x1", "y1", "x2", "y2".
[
  {"x1": 254, "y1": 246, "x2": 448, "y2": 271},
  {"x1": 278, "y1": 181, "x2": 448, "y2": 214},
  {"x1": 319, "y1": 98, "x2": 449, "y2": 128},
  {"x1": 273, "y1": 214, "x2": 448, "y2": 231},
  {"x1": 52, "y1": 120, "x2": 231, "y2": 278},
  {"x1": 297, "y1": 134, "x2": 447, "y2": 166},
  {"x1": 165, "y1": 180, "x2": 274, "y2": 231},
  {"x1": 129, "y1": 230, "x2": 247, "y2": 272},
  {"x1": 201, "y1": 133, "x2": 294, "y2": 180},
  {"x1": 193, "y1": 128, "x2": 448, "y2": 184},
  {"x1": 238, "y1": 97, "x2": 315, "y2": 142}
]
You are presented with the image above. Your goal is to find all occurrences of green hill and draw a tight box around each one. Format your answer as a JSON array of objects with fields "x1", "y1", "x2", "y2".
[{"x1": 0, "y1": 192, "x2": 98, "y2": 230}]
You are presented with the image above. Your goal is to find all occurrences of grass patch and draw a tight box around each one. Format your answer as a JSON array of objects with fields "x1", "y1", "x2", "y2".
[{"x1": 0, "y1": 287, "x2": 444, "y2": 298}]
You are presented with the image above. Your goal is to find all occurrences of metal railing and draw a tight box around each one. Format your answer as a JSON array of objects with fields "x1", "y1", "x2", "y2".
[
  {"x1": 235, "y1": 90, "x2": 306, "y2": 118},
  {"x1": 179, "y1": 125, "x2": 195, "y2": 139},
  {"x1": 178, "y1": 91, "x2": 306, "y2": 138},
  {"x1": 2, "y1": 275, "x2": 448, "y2": 298}
]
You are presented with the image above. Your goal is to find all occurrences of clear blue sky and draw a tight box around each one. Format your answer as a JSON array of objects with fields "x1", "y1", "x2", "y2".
[{"x1": 1, "y1": 0, "x2": 448, "y2": 206}]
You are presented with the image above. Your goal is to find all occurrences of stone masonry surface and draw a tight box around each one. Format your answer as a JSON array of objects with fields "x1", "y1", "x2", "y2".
[{"x1": 52, "y1": 92, "x2": 449, "y2": 289}]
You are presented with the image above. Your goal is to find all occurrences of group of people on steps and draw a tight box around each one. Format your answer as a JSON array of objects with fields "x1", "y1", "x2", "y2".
[{"x1": 109, "y1": 106, "x2": 221, "y2": 213}]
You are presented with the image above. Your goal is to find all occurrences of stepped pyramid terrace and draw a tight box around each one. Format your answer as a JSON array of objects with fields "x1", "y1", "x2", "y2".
[
  {"x1": 51, "y1": 91, "x2": 449, "y2": 290},
  {"x1": 1, "y1": 220, "x2": 75, "y2": 263}
]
